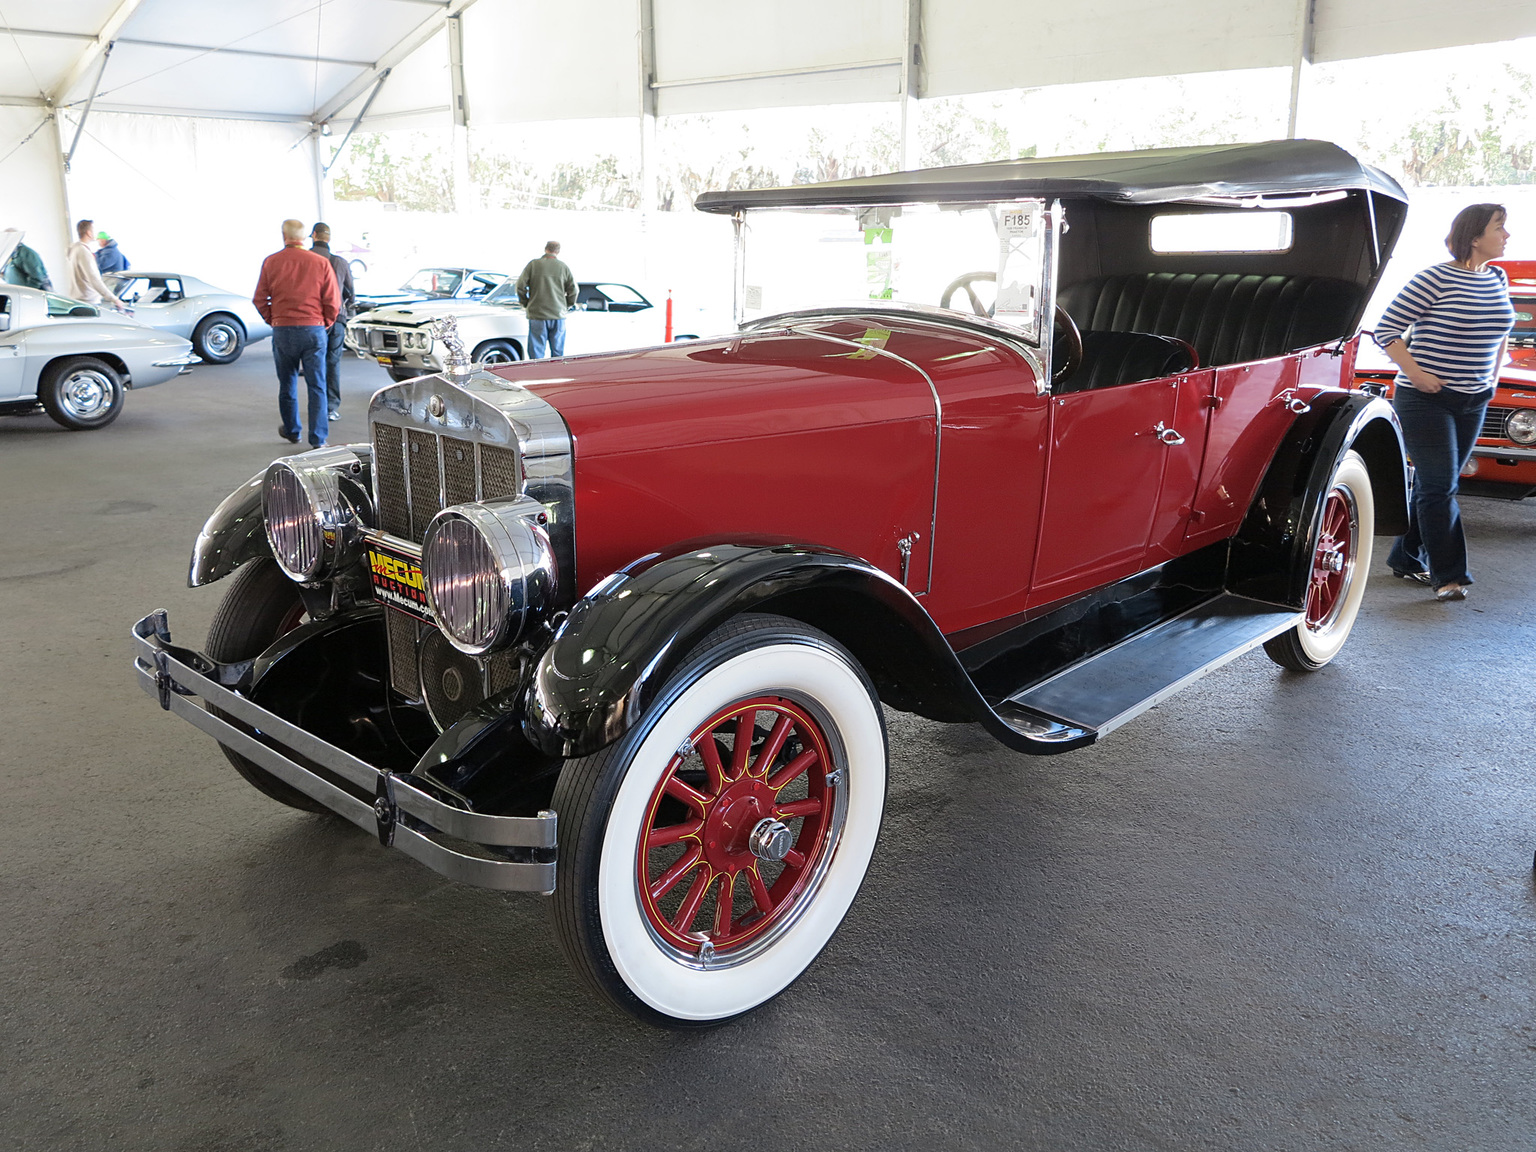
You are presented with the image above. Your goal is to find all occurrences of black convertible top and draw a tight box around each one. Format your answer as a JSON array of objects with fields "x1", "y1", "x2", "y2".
[{"x1": 694, "y1": 139, "x2": 1407, "y2": 214}]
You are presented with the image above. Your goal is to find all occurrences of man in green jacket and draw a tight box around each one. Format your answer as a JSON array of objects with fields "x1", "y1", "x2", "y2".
[
  {"x1": 3, "y1": 237, "x2": 51, "y2": 291},
  {"x1": 515, "y1": 240, "x2": 577, "y2": 358}
]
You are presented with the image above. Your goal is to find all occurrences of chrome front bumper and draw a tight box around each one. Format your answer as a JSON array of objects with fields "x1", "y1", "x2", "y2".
[
  {"x1": 1471, "y1": 444, "x2": 1536, "y2": 460},
  {"x1": 131, "y1": 610, "x2": 556, "y2": 893}
]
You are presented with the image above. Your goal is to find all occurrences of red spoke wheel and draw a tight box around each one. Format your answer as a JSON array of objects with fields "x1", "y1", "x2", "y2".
[
  {"x1": 1265, "y1": 449, "x2": 1375, "y2": 672},
  {"x1": 638, "y1": 696, "x2": 839, "y2": 961},
  {"x1": 550, "y1": 614, "x2": 887, "y2": 1027}
]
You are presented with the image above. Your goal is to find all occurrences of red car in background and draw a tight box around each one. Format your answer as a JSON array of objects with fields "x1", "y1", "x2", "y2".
[{"x1": 1354, "y1": 258, "x2": 1536, "y2": 499}]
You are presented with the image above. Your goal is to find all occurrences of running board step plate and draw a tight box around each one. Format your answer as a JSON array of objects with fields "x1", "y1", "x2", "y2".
[{"x1": 1005, "y1": 594, "x2": 1301, "y2": 737}]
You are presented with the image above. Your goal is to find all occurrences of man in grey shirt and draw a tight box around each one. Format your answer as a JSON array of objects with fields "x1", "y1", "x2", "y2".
[
  {"x1": 516, "y1": 241, "x2": 577, "y2": 358},
  {"x1": 309, "y1": 222, "x2": 355, "y2": 419}
]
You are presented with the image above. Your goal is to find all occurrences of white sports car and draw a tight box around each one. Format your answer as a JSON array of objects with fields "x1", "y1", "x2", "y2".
[
  {"x1": 0, "y1": 285, "x2": 198, "y2": 430},
  {"x1": 104, "y1": 272, "x2": 272, "y2": 365},
  {"x1": 346, "y1": 281, "x2": 717, "y2": 381}
]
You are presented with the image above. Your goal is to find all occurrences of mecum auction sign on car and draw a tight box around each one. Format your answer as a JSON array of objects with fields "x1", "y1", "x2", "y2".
[{"x1": 135, "y1": 139, "x2": 1410, "y2": 1027}]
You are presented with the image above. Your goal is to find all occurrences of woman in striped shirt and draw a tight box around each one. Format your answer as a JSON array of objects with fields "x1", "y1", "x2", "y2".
[{"x1": 1376, "y1": 203, "x2": 1514, "y2": 602}]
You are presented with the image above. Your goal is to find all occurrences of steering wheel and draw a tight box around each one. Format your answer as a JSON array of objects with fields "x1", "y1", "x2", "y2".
[{"x1": 940, "y1": 270, "x2": 1083, "y2": 386}]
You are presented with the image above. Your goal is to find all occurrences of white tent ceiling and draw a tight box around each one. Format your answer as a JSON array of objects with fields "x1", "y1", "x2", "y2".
[{"x1": 3, "y1": 0, "x2": 1533, "y2": 131}]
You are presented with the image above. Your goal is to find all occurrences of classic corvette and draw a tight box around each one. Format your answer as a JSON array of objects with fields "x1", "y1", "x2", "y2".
[
  {"x1": 1353, "y1": 257, "x2": 1536, "y2": 499},
  {"x1": 0, "y1": 284, "x2": 198, "y2": 429},
  {"x1": 105, "y1": 272, "x2": 272, "y2": 365},
  {"x1": 352, "y1": 267, "x2": 508, "y2": 315},
  {"x1": 134, "y1": 140, "x2": 1410, "y2": 1026},
  {"x1": 347, "y1": 280, "x2": 707, "y2": 381}
]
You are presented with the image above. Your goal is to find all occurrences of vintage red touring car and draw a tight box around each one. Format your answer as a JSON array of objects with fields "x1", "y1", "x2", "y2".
[{"x1": 134, "y1": 140, "x2": 1409, "y2": 1026}]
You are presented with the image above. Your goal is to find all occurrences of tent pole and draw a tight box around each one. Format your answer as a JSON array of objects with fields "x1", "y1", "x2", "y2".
[
  {"x1": 898, "y1": 0, "x2": 924, "y2": 170},
  {"x1": 1286, "y1": 0, "x2": 1315, "y2": 139},
  {"x1": 65, "y1": 42, "x2": 114, "y2": 171},
  {"x1": 323, "y1": 69, "x2": 391, "y2": 177},
  {"x1": 51, "y1": 110, "x2": 74, "y2": 249}
]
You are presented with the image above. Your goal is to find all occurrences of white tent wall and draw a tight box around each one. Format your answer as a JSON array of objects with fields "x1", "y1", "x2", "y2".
[
  {"x1": 0, "y1": 108, "x2": 72, "y2": 284},
  {"x1": 1313, "y1": 0, "x2": 1536, "y2": 62},
  {"x1": 60, "y1": 111, "x2": 320, "y2": 295}
]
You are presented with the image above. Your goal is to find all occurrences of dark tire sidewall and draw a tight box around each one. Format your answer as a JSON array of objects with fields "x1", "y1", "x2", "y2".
[
  {"x1": 40, "y1": 357, "x2": 123, "y2": 430},
  {"x1": 193, "y1": 314, "x2": 245, "y2": 364}
]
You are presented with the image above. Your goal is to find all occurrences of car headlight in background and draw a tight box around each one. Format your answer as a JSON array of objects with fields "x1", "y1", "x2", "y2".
[
  {"x1": 1505, "y1": 409, "x2": 1536, "y2": 445},
  {"x1": 421, "y1": 497, "x2": 556, "y2": 655},
  {"x1": 262, "y1": 447, "x2": 374, "y2": 582}
]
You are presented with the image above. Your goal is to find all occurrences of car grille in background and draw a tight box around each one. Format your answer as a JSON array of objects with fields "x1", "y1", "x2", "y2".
[
  {"x1": 1482, "y1": 407, "x2": 1512, "y2": 441},
  {"x1": 371, "y1": 419, "x2": 526, "y2": 706}
]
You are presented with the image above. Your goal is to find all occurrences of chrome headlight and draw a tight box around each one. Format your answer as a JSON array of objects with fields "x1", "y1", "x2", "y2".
[
  {"x1": 421, "y1": 497, "x2": 556, "y2": 655},
  {"x1": 1506, "y1": 409, "x2": 1536, "y2": 444},
  {"x1": 262, "y1": 447, "x2": 372, "y2": 582}
]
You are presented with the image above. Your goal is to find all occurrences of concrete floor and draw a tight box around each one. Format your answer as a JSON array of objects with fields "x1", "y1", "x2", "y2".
[{"x1": 2, "y1": 349, "x2": 1534, "y2": 1152}]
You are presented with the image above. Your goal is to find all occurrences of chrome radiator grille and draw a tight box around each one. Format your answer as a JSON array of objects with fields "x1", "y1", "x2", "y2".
[
  {"x1": 371, "y1": 425, "x2": 524, "y2": 544},
  {"x1": 1482, "y1": 407, "x2": 1511, "y2": 441}
]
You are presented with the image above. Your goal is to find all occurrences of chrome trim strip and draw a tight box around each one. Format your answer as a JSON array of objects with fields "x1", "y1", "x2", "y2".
[
  {"x1": 1471, "y1": 444, "x2": 1536, "y2": 460},
  {"x1": 131, "y1": 611, "x2": 557, "y2": 892},
  {"x1": 786, "y1": 326, "x2": 942, "y2": 594}
]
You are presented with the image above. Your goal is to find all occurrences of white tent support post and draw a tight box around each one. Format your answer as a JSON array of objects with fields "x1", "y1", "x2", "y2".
[
  {"x1": 50, "y1": 111, "x2": 74, "y2": 249},
  {"x1": 899, "y1": 0, "x2": 925, "y2": 171},
  {"x1": 1286, "y1": 0, "x2": 1316, "y2": 139},
  {"x1": 638, "y1": 0, "x2": 658, "y2": 216},
  {"x1": 64, "y1": 42, "x2": 115, "y2": 172},
  {"x1": 447, "y1": 12, "x2": 471, "y2": 213},
  {"x1": 51, "y1": 0, "x2": 146, "y2": 106}
]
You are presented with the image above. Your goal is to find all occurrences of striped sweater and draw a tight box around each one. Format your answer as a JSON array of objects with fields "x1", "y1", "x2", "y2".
[{"x1": 1375, "y1": 263, "x2": 1515, "y2": 393}]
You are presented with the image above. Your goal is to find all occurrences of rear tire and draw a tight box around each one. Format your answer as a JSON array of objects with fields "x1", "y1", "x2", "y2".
[
  {"x1": 204, "y1": 558, "x2": 331, "y2": 814},
  {"x1": 39, "y1": 356, "x2": 124, "y2": 430},
  {"x1": 473, "y1": 339, "x2": 522, "y2": 366},
  {"x1": 192, "y1": 314, "x2": 246, "y2": 364},
  {"x1": 1264, "y1": 449, "x2": 1374, "y2": 672},
  {"x1": 550, "y1": 613, "x2": 887, "y2": 1027}
]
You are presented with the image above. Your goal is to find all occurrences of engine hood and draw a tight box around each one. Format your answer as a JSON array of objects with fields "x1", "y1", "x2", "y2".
[{"x1": 355, "y1": 298, "x2": 520, "y2": 326}]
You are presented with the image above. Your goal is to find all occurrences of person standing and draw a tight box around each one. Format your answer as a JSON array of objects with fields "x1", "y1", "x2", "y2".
[
  {"x1": 94, "y1": 230, "x2": 129, "y2": 274},
  {"x1": 1376, "y1": 203, "x2": 1515, "y2": 602},
  {"x1": 2, "y1": 230, "x2": 51, "y2": 290},
  {"x1": 309, "y1": 222, "x2": 355, "y2": 421},
  {"x1": 253, "y1": 219, "x2": 340, "y2": 448},
  {"x1": 63, "y1": 219, "x2": 126, "y2": 309},
  {"x1": 516, "y1": 240, "x2": 577, "y2": 358}
]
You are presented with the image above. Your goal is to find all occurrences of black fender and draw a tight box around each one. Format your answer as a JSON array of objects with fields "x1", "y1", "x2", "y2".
[
  {"x1": 187, "y1": 445, "x2": 375, "y2": 587},
  {"x1": 520, "y1": 541, "x2": 1094, "y2": 761},
  {"x1": 1229, "y1": 392, "x2": 1407, "y2": 607}
]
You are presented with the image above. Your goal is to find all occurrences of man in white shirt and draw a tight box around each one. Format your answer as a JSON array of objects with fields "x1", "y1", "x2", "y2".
[{"x1": 63, "y1": 218, "x2": 125, "y2": 309}]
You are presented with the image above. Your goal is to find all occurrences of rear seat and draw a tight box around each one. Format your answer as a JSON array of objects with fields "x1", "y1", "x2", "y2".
[
  {"x1": 1058, "y1": 273, "x2": 1363, "y2": 369},
  {"x1": 1055, "y1": 331, "x2": 1197, "y2": 393}
]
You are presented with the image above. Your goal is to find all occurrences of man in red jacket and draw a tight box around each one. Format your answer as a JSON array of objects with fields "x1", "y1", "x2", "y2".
[{"x1": 253, "y1": 219, "x2": 341, "y2": 447}]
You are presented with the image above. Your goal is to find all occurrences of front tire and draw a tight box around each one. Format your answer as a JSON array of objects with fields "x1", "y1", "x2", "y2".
[
  {"x1": 1264, "y1": 449, "x2": 1375, "y2": 672},
  {"x1": 39, "y1": 356, "x2": 124, "y2": 430},
  {"x1": 192, "y1": 313, "x2": 246, "y2": 364},
  {"x1": 204, "y1": 558, "x2": 331, "y2": 814},
  {"x1": 550, "y1": 614, "x2": 887, "y2": 1027}
]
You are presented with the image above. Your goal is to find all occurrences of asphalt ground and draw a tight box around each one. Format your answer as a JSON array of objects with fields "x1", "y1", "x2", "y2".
[{"x1": 2, "y1": 349, "x2": 1534, "y2": 1152}]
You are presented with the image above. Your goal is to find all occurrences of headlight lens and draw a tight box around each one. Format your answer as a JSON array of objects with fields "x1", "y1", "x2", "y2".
[
  {"x1": 262, "y1": 448, "x2": 372, "y2": 582},
  {"x1": 1506, "y1": 409, "x2": 1536, "y2": 444},
  {"x1": 422, "y1": 498, "x2": 556, "y2": 655}
]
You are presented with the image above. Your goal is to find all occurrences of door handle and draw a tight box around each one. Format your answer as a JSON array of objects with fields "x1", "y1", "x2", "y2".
[
  {"x1": 1153, "y1": 422, "x2": 1185, "y2": 446},
  {"x1": 1276, "y1": 389, "x2": 1312, "y2": 414}
]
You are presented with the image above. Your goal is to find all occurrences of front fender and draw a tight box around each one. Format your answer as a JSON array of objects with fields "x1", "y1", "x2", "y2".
[{"x1": 522, "y1": 541, "x2": 1092, "y2": 761}]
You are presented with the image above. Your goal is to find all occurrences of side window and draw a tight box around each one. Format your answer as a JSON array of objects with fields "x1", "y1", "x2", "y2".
[
  {"x1": 597, "y1": 284, "x2": 651, "y2": 312},
  {"x1": 113, "y1": 276, "x2": 147, "y2": 304},
  {"x1": 0, "y1": 294, "x2": 10, "y2": 331},
  {"x1": 159, "y1": 278, "x2": 184, "y2": 302}
]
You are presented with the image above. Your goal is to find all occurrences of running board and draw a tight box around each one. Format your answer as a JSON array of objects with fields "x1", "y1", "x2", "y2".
[{"x1": 1003, "y1": 594, "x2": 1301, "y2": 737}]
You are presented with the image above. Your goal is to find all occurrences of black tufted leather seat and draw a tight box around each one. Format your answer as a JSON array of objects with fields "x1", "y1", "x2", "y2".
[
  {"x1": 1057, "y1": 273, "x2": 1363, "y2": 369},
  {"x1": 1055, "y1": 330, "x2": 1198, "y2": 393}
]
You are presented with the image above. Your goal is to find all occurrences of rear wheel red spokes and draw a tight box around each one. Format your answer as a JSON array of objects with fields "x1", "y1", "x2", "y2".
[
  {"x1": 636, "y1": 696, "x2": 837, "y2": 958},
  {"x1": 1306, "y1": 486, "x2": 1356, "y2": 631}
]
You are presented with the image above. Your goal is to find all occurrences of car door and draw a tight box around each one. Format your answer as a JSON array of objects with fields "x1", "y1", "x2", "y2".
[
  {"x1": 1031, "y1": 379, "x2": 1178, "y2": 603},
  {"x1": 0, "y1": 293, "x2": 25, "y2": 400}
]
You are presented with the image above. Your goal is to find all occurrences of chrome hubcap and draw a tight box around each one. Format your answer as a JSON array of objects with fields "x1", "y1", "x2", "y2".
[
  {"x1": 748, "y1": 818, "x2": 793, "y2": 863},
  {"x1": 60, "y1": 370, "x2": 113, "y2": 418},
  {"x1": 206, "y1": 323, "x2": 237, "y2": 355}
]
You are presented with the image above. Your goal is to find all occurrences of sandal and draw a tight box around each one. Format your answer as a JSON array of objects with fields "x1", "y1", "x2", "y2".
[
  {"x1": 1434, "y1": 583, "x2": 1467, "y2": 602},
  {"x1": 1392, "y1": 570, "x2": 1432, "y2": 585}
]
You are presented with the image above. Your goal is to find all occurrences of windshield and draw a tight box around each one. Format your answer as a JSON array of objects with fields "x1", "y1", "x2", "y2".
[
  {"x1": 737, "y1": 200, "x2": 1047, "y2": 342},
  {"x1": 484, "y1": 279, "x2": 523, "y2": 306},
  {"x1": 402, "y1": 268, "x2": 464, "y2": 295}
]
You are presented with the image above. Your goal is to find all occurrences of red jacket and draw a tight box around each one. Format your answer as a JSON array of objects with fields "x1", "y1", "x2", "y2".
[{"x1": 253, "y1": 242, "x2": 341, "y2": 327}]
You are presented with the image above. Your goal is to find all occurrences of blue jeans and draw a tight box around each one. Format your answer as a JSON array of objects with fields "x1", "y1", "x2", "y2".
[
  {"x1": 527, "y1": 318, "x2": 566, "y2": 358},
  {"x1": 273, "y1": 325, "x2": 329, "y2": 447},
  {"x1": 1387, "y1": 385, "x2": 1493, "y2": 587},
  {"x1": 324, "y1": 320, "x2": 346, "y2": 414}
]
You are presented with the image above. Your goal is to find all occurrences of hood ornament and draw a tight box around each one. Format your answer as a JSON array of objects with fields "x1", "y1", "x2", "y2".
[{"x1": 429, "y1": 315, "x2": 472, "y2": 378}]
